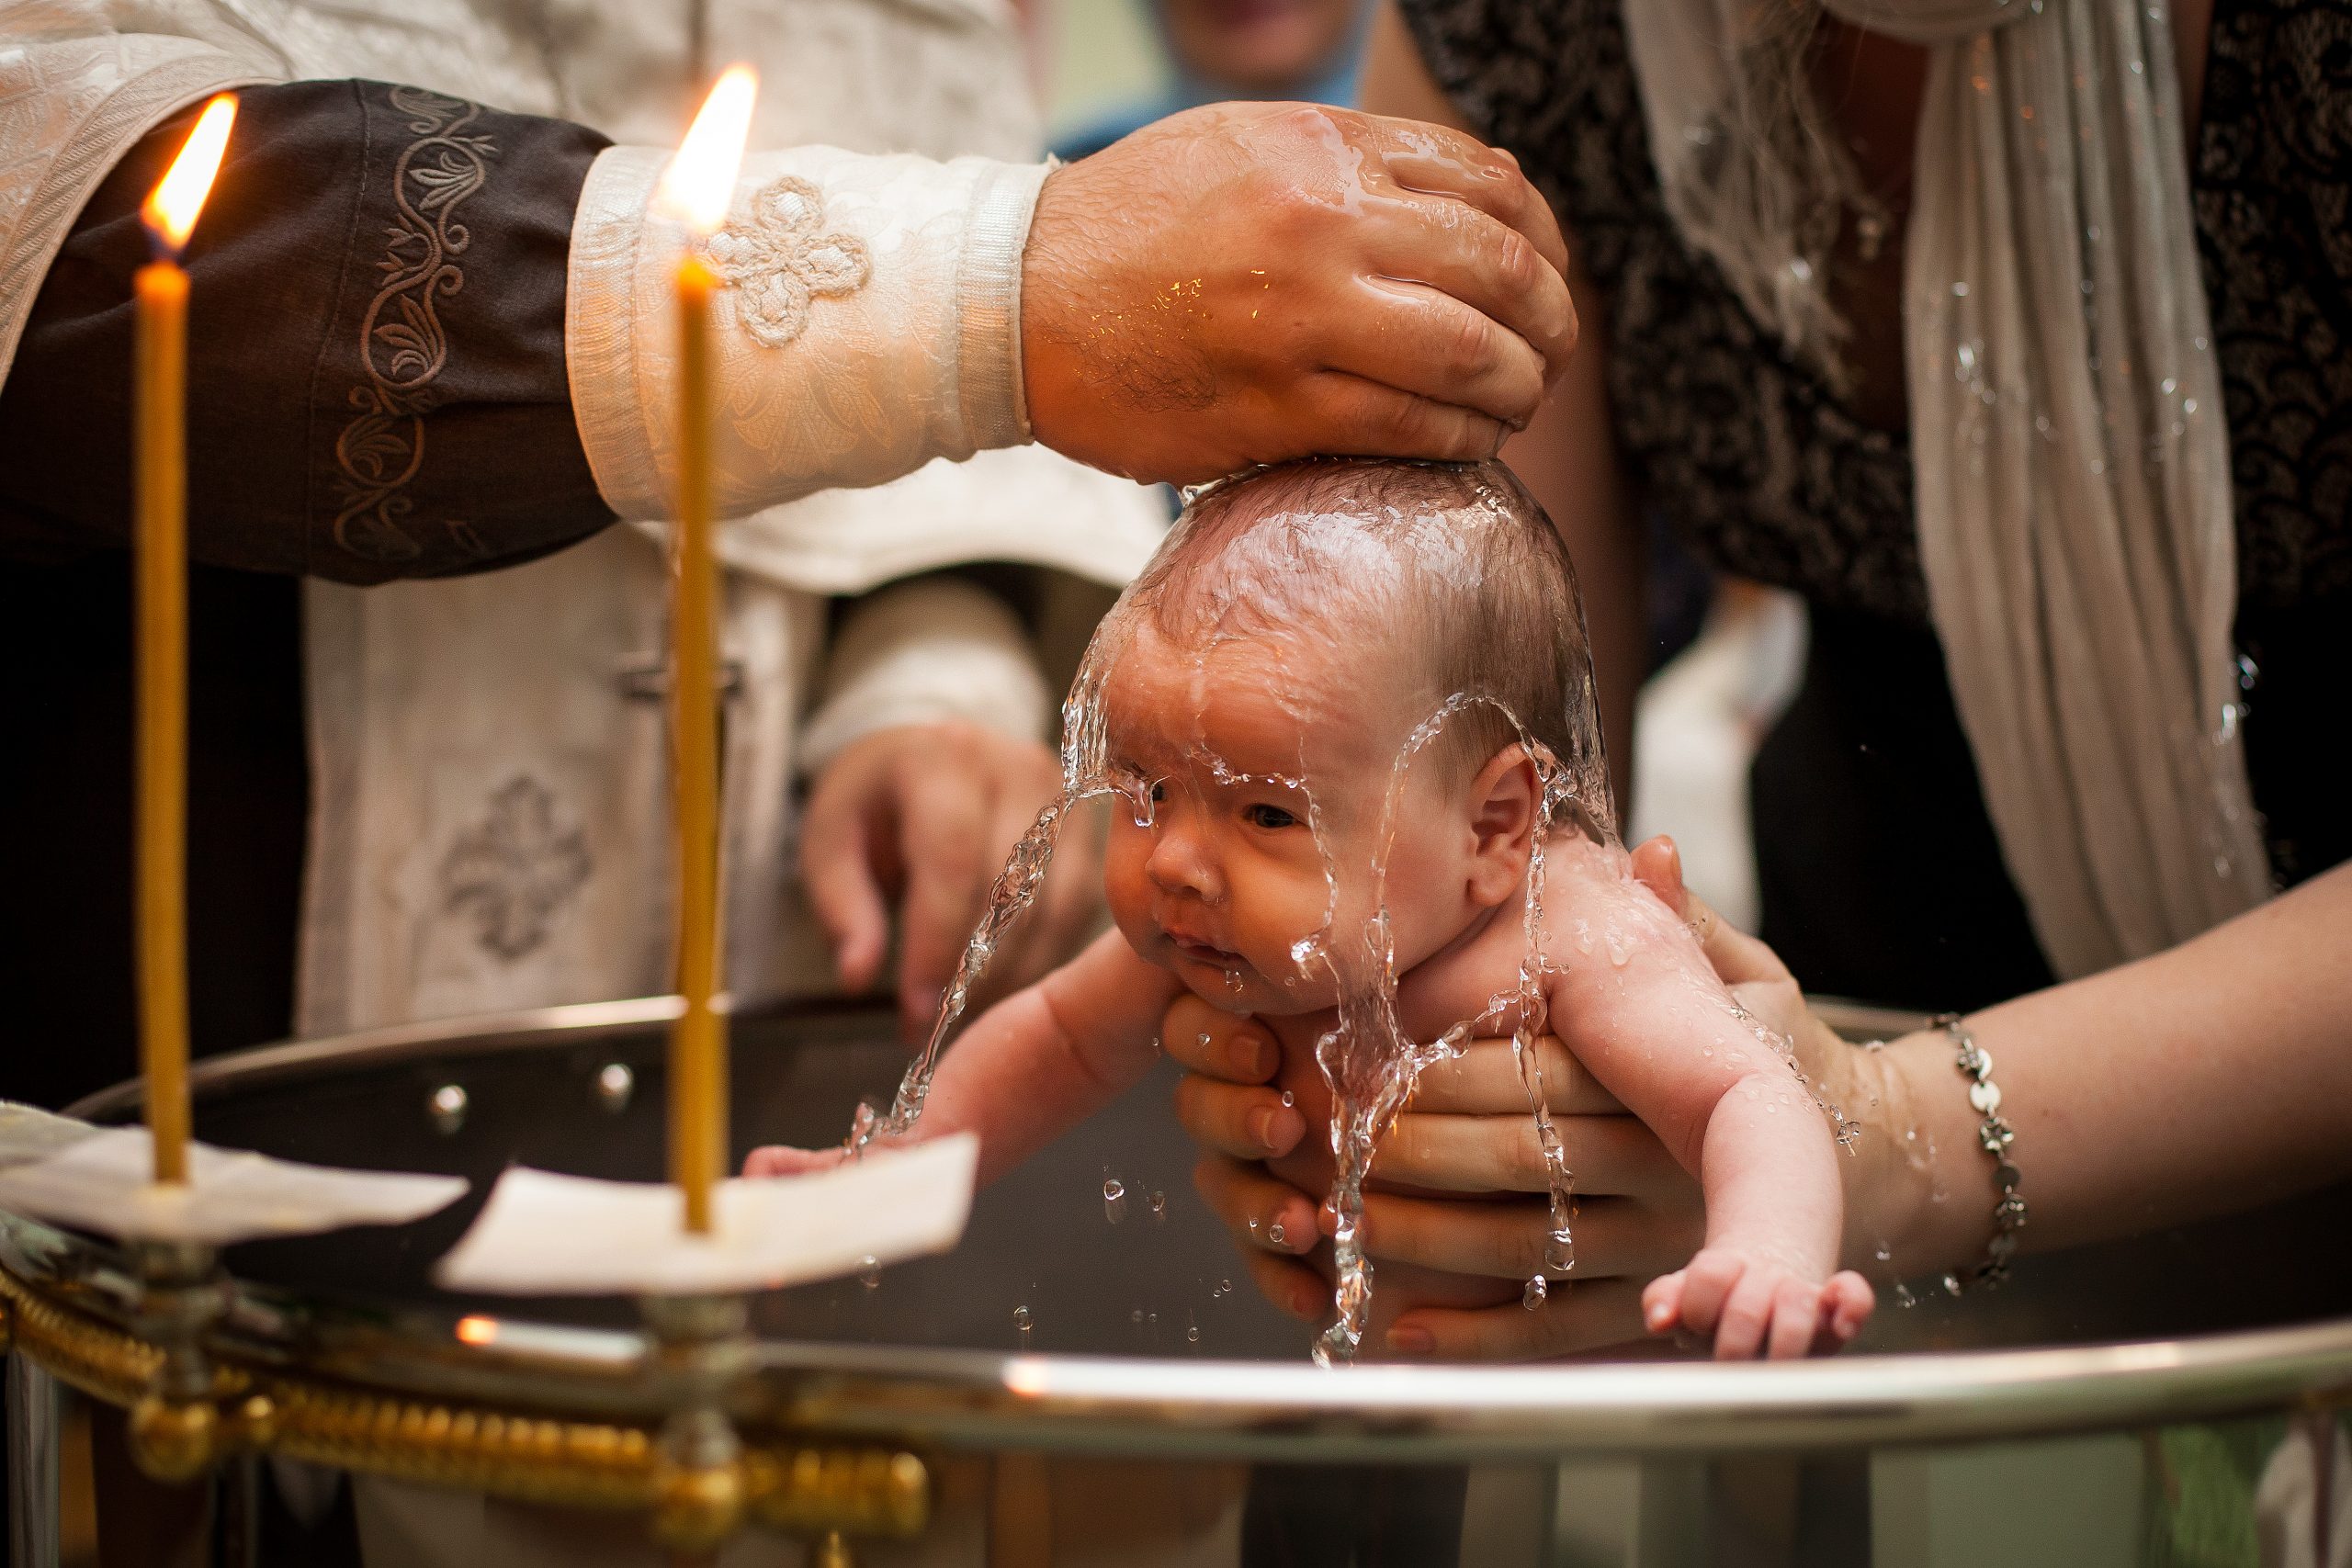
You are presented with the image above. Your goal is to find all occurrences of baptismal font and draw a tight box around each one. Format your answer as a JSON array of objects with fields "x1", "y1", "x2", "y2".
[{"x1": 0, "y1": 71, "x2": 965, "y2": 1565}]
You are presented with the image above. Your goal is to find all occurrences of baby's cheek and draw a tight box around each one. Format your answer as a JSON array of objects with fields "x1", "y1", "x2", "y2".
[
  {"x1": 1100, "y1": 830, "x2": 1156, "y2": 937},
  {"x1": 1231, "y1": 859, "x2": 1340, "y2": 978}
]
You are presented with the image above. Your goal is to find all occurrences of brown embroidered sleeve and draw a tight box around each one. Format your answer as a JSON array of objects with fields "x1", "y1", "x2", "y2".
[{"x1": 0, "y1": 80, "x2": 616, "y2": 584}]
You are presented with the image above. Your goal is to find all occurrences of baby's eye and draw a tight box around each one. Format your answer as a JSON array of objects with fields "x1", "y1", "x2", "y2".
[{"x1": 1244, "y1": 803, "x2": 1298, "y2": 830}]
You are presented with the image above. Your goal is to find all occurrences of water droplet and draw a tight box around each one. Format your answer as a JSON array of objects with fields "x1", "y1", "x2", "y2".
[
  {"x1": 2161, "y1": 377, "x2": 2177, "y2": 396},
  {"x1": 1279, "y1": 1090, "x2": 1295, "y2": 1108},
  {"x1": 1196, "y1": 1032, "x2": 1213, "y2": 1049},
  {"x1": 1523, "y1": 1276, "x2": 1547, "y2": 1310},
  {"x1": 428, "y1": 1084, "x2": 468, "y2": 1136},
  {"x1": 1219, "y1": 1279, "x2": 1231, "y2": 1293},
  {"x1": 2182, "y1": 397, "x2": 2198, "y2": 415},
  {"x1": 1103, "y1": 1178, "x2": 1128, "y2": 1224},
  {"x1": 1894, "y1": 1283, "x2": 1918, "y2": 1308},
  {"x1": 1148, "y1": 1190, "x2": 1167, "y2": 1222},
  {"x1": 1267, "y1": 1220, "x2": 1287, "y2": 1247},
  {"x1": 1012, "y1": 1305, "x2": 1034, "y2": 1337},
  {"x1": 1951, "y1": 280, "x2": 1971, "y2": 298},
  {"x1": 1130, "y1": 1307, "x2": 1145, "y2": 1325},
  {"x1": 859, "y1": 1256, "x2": 881, "y2": 1290},
  {"x1": 594, "y1": 1062, "x2": 634, "y2": 1112},
  {"x1": 1873, "y1": 1247, "x2": 1892, "y2": 1263}
]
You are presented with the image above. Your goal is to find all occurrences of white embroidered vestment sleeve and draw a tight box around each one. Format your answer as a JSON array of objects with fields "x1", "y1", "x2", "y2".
[
  {"x1": 796, "y1": 577, "x2": 1052, "y2": 776},
  {"x1": 566, "y1": 143, "x2": 1046, "y2": 521}
]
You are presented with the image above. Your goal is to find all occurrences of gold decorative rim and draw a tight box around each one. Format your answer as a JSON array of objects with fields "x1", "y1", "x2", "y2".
[{"x1": 0, "y1": 1267, "x2": 925, "y2": 1536}]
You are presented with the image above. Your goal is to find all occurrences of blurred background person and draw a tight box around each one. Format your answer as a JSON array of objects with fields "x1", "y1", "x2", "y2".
[{"x1": 1051, "y1": 0, "x2": 1372, "y2": 161}]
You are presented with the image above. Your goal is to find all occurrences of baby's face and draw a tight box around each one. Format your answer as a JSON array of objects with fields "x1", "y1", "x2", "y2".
[{"x1": 1098, "y1": 621, "x2": 1493, "y2": 1016}]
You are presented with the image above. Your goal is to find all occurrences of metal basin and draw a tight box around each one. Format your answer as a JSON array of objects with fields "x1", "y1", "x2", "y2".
[{"x1": 13, "y1": 999, "x2": 2349, "y2": 1565}]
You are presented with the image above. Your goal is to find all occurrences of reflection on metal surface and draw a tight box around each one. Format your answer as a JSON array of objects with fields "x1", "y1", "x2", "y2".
[
  {"x1": 7, "y1": 994, "x2": 2346, "y2": 1554},
  {"x1": 0, "y1": 1263, "x2": 930, "y2": 1540}
]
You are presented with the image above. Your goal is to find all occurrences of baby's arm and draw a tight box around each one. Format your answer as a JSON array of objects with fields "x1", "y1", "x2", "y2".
[
  {"x1": 1543, "y1": 838, "x2": 1871, "y2": 1358},
  {"x1": 746, "y1": 930, "x2": 1182, "y2": 1186},
  {"x1": 1634, "y1": 1062, "x2": 1872, "y2": 1359}
]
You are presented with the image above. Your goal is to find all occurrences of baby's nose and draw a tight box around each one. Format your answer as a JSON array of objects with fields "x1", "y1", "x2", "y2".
[{"x1": 1145, "y1": 826, "x2": 1224, "y2": 901}]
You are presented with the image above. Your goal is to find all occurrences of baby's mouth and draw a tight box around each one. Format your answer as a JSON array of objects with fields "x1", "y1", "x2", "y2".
[{"x1": 1168, "y1": 932, "x2": 1247, "y2": 970}]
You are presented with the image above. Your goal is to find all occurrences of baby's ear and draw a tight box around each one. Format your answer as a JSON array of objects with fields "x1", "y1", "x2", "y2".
[{"x1": 1465, "y1": 746, "x2": 1540, "y2": 906}]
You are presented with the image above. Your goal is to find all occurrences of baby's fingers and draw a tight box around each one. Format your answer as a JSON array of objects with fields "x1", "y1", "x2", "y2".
[
  {"x1": 1815, "y1": 1270, "x2": 1875, "y2": 1352},
  {"x1": 1713, "y1": 1266, "x2": 1785, "y2": 1361},
  {"x1": 1765, "y1": 1277, "x2": 1823, "y2": 1360},
  {"x1": 1666, "y1": 1247, "x2": 1743, "y2": 1338},
  {"x1": 1641, "y1": 1270, "x2": 1685, "y2": 1336}
]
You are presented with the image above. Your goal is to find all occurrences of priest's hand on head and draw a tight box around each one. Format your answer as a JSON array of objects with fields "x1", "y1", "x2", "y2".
[
  {"x1": 800, "y1": 722, "x2": 1104, "y2": 1043},
  {"x1": 1021, "y1": 102, "x2": 1576, "y2": 483}
]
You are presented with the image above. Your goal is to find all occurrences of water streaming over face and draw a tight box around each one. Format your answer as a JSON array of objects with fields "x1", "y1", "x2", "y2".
[
  {"x1": 839, "y1": 458, "x2": 1857, "y2": 1363},
  {"x1": 1310, "y1": 691, "x2": 1601, "y2": 1365}
]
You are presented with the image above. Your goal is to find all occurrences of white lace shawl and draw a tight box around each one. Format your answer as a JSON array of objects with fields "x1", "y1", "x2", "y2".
[{"x1": 1622, "y1": 0, "x2": 2267, "y2": 978}]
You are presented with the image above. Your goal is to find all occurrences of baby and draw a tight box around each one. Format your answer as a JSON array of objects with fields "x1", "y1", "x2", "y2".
[{"x1": 751, "y1": 459, "x2": 1873, "y2": 1359}]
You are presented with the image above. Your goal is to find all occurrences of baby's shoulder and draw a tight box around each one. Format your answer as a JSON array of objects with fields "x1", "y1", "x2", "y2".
[{"x1": 1396, "y1": 913, "x2": 1539, "y2": 1043}]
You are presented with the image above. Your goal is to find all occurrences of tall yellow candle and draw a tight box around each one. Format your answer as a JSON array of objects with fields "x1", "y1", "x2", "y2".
[
  {"x1": 656, "y1": 67, "x2": 757, "y2": 1235},
  {"x1": 134, "y1": 95, "x2": 236, "y2": 1189}
]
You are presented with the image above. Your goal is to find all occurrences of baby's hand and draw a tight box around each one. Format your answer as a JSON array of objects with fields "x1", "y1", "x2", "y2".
[
  {"x1": 1641, "y1": 1248, "x2": 1874, "y2": 1359},
  {"x1": 741, "y1": 1145, "x2": 852, "y2": 1179}
]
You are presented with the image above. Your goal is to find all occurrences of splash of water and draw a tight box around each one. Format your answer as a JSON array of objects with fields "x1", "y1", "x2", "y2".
[
  {"x1": 845, "y1": 635, "x2": 1130, "y2": 1152},
  {"x1": 1311, "y1": 693, "x2": 1604, "y2": 1365}
]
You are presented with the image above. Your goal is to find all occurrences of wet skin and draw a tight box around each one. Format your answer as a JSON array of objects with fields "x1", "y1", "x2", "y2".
[{"x1": 1099, "y1": 626, "x2": 1569, "y2": 1333}]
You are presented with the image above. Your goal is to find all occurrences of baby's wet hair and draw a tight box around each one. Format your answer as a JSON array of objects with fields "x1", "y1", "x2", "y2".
[{"x1": 1120, "y1": 457, "x2": 1605, "y2": 794}]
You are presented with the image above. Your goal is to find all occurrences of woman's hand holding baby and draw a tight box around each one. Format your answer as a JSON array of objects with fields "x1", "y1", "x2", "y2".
[
  {"x1": 1168, "y1": 835, "x2": 1880, "y2": 1361},
  {"x1": 1168, "y1": 993, "x2": 1714, "y2": 1359}
]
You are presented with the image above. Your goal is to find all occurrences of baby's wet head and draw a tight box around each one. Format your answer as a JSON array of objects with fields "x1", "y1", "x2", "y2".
[
  {"x1": 1076, "y1": 458, "x2": 1611, "y2": 1013},
  {"x1": 1108, "y1": 457, "x2": 1604, "y2": 796}
]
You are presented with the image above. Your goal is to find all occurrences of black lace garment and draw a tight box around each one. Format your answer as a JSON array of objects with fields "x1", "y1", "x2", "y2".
[{"x1": 1400, "y1": 0, "x2": 2352, "y2": 1006}]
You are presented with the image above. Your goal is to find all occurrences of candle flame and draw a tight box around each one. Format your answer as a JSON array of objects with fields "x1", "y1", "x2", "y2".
[
  {"x1": 656, "y1": 65, "x2": 757, "y2": 236},
  {"x1": 141, "y1": 95, "x2": 237, "y2": 254}
]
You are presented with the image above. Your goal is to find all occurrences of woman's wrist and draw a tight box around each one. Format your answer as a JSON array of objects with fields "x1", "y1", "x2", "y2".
[{"x1": 1816, "y1": 1021, "x2": 2010, "y2": 1283}]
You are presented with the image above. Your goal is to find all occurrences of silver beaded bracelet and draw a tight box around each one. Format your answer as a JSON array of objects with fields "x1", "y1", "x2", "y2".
[{"x1": 1932, "y1": 1012, "x2": 2027, "y2": 1292}]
